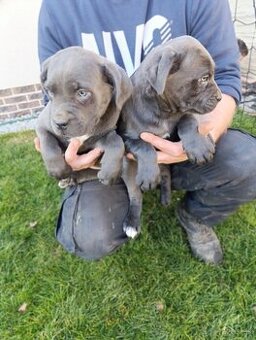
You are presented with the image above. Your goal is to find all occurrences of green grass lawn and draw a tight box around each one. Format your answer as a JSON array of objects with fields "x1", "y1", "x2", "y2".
[{"x1": 0, "y1": 113, "x2": 256, "y2": 339}]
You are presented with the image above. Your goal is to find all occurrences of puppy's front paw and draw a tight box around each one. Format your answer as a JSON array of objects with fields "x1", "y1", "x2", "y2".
[
  {"x1": 47, "y1": 161, "x2": 72, "y2": 180},
  {"x1": 185, "y1": 135, "x2": 215, "y2": 165},
  {"x1": 136, "y1": 164, "x2": 160, "y2": 191}
]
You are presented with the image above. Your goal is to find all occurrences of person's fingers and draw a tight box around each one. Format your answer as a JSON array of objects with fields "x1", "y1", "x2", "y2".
[
  {"x1": 140, "y1": 132, "x2": 184, "y2": 156},
  {"x1": 156, "y1": 151, "x2": 187, "y2": 164},
  {"x1": 64, "y1": 139, "x2": 82, "y2": 164},
  {"x1": 65, "y1": 138, "x2": 103, "y2": 170},
  {"x1": 72, "y1": 148, "x2": 103, "y2": 170},
  {"x1": 34, "y1": 137, "x2": 41, "y2": 152}
]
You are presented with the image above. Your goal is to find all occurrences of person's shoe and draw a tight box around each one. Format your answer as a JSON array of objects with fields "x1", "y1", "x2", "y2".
[{"x1": 176, "y1": 202, "x2": 223, "y2": 264}]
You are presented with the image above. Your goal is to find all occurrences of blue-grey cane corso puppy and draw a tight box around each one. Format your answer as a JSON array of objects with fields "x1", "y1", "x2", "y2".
[
  {"x1": 118, "y1": 36, "x2": 222, "y2": 238},
  {"x1": 36, "y1": 47, "x2": 132, "y2": 187}
]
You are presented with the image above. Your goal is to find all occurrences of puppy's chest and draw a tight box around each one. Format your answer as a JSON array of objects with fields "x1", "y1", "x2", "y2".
[{"x1": 59, "y1": 135, "x2": 98, "y2": 154}]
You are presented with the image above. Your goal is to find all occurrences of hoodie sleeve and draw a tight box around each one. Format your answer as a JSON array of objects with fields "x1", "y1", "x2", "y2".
[
  {"x1": 37, "y1": 0, "x2": 63, "y2": 65},
  {"x1": 188, "y1": 0, "x2": 241, "y2": 103}
]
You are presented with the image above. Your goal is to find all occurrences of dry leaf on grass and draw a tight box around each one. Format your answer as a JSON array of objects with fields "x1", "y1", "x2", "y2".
[
  {"x1": 18, "y1": 303, "x2": 28, "y2": 313},
  {"x1": 155, "y1": 301, "x2": 165, "y2": 312},
  {"x1": 28, "y1": 221, "x2": 37, "y2": 228}
]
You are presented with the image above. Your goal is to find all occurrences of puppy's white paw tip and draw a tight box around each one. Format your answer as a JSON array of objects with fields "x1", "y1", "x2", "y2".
[
  {"x1": 58, "y1": 178, "x2": 75, "y2": 189},
  {"x1": 58, "y1": 179, "x2": 69, "y2": 189},
  {"x1": 124, "y1": 227, "x2": 138, "y2": 239}
]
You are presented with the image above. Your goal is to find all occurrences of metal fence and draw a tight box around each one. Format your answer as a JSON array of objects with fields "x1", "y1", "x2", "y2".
[{"x1": 229, "y1": 0, "x2": 256, "y2": 115}]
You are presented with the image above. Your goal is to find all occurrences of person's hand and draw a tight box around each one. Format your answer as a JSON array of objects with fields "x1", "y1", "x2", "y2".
[
  {"x1": 34, "y1": 136, "x2": 102, "y2": 171},
  {"x1": 34, "y1": 137, "x2": 41, "y2": 152},
  {"x1": 65, "y1": 139, "x2": 102, "y2": 171},
  {"x1": 126, "y1": 133, "x2": 187, "y2": 164},
  {"x1": 126, "y1": 119, "x2": 216, "y2": 165},
  {"x1": 140, "y1": 132, "x2": 188, "y2": 164}
]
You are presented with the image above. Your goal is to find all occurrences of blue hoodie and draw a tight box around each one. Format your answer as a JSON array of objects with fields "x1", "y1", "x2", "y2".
[{"x1": 38, "y1": 0, "x2": 241, "y2": 102}]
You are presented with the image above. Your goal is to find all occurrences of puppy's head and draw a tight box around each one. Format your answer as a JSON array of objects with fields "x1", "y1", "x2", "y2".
[
  {"x1": 41, "y1": 47, "x2": 132, "y2": 140},
  {"x1": 145, "y1": 36, "x2": 222, "y2": 114}
]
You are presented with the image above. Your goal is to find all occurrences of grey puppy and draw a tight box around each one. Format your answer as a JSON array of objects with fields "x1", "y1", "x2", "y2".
[
  {"x1": 118, "y1": 36, "x2": 222, "y2": 238},
  {"x1": 36, "y1": 46, "x2": 132, "y2": 186}
]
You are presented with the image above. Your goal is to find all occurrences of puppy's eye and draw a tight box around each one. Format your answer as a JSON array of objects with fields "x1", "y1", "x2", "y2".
[
  {"x1": 199, "y1": 75, "x2": 210, "y2": 84},
  {"x1": 76, "y1": 89, "x2": 92, "y2": 101}
]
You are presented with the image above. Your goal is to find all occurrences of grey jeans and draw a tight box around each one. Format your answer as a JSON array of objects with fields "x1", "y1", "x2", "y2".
[{"x1": 56, "y1": 129, "x2": 256, "y2": 260}]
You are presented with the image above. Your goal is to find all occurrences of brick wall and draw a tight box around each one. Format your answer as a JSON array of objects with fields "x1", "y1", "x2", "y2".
[{"x1": 0, "y1": 84, "x2": 44, "y2": 122}]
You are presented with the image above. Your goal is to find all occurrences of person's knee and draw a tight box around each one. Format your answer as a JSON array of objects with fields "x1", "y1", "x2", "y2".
[
  {"x1": 75, "y1": 231, "x2": 128, "y2": 261},
  {"x1": 76, "y1": 243, "x2": 118, "y2": 261},
  {"x1": 216, "y1": 129, "x2": 256, "y2": 180},
  {"x1": 57, "y1": 180, "x2": 130, "y2": 261}
]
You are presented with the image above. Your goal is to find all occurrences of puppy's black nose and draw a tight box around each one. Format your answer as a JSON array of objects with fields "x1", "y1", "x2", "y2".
[
  {"x1": 216, "y1": 92, "x2": 222, "y2": 102},
  {"x1": 55, "y1": 121, "x2": 68, "y2": 130}
]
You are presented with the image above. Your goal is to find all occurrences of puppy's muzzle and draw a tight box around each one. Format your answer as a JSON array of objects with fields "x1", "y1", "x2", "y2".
[
  {"x1": 52, "y1": 109, "x2": 71, "y2": 131},
  {"x1": 54, "y1": 120, "x2": 68, "y2": 131}
]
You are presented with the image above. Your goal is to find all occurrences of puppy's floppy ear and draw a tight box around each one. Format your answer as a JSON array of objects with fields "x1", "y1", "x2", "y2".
[
  {"x1": 147, "y1": 49, "x2": 182, "y2": 95},
  {"x1": 40, "y1": 57, "x2": 53, "y2": 104},
  {"x1": 102, "y1": 62, "x2": 133, "y2": 110},
  {"x1": 40, "y1": 57, "x2": 51, "y2": 88}
]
